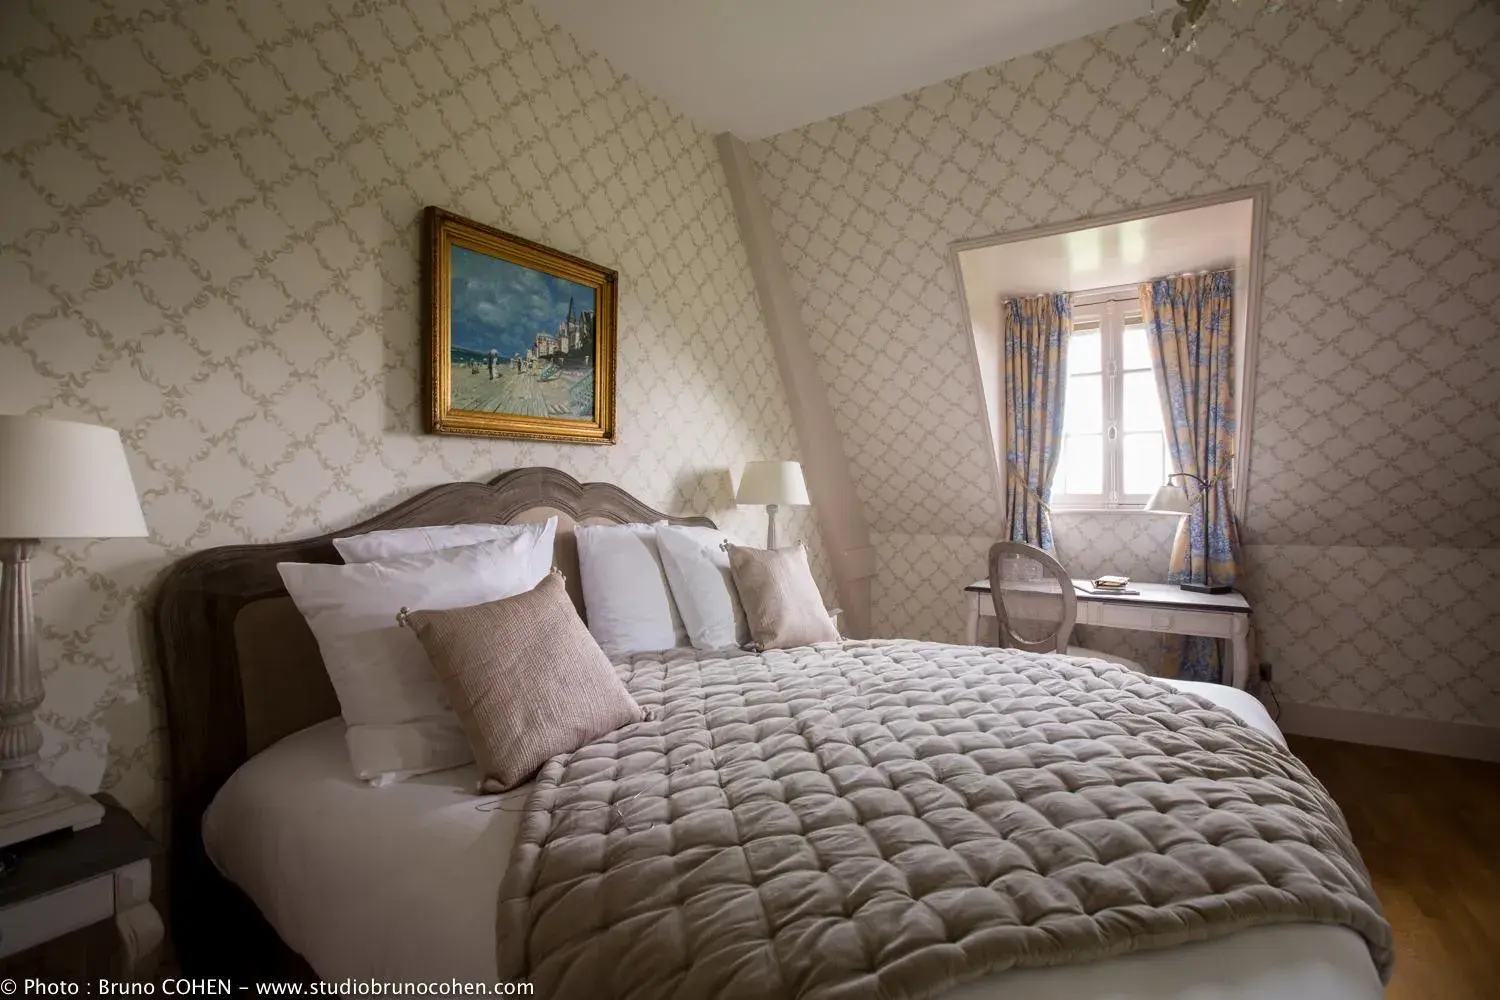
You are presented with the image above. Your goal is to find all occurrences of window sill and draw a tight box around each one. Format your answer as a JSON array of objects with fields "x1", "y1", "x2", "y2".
[{"x1": 1050, "y1": 507, "x2": 1169, "y2": 516}]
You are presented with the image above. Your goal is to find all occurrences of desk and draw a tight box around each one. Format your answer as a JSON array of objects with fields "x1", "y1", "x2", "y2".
[{"x1": 964, "y1": 579, "x2": 1253, "y2": 688}]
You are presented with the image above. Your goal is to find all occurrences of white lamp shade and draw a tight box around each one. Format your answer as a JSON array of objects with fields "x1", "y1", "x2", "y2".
[
  {"x1": 0, "y1": 416, "x2": 148, "y2": 539},
  {"x1": 736, "y1": 461, "x2": 810, "y2": 507},
  {"x1": 1145, "y1": 481, "x2": 1194, "y2": 515}
]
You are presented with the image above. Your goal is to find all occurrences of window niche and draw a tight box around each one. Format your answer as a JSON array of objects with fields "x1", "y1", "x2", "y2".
[{"x1": 951, "y1": 187, "x2": 1267, "y2": 518}]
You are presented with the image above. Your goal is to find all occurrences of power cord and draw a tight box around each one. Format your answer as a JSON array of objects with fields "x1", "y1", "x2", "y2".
[{"x1": 1261, "y1": 679, "x2": 1281, "y2": 722}]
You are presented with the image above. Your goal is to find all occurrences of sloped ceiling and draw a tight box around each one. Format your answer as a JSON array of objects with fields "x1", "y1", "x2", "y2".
[
  {"x1": 749, "y1": 0, "x2": 1500, "y2": 547},
  {"x1": 528, "y1": 0, "x2": 1154, "y2": 138}
]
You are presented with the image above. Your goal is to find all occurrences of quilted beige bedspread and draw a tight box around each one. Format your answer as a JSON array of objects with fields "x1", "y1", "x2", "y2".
[{"x1": 497, "y1": 640, "x2": 1392, "y2": 999}]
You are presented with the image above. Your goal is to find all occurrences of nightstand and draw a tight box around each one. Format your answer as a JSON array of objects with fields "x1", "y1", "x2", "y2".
[{"x1": 0, "y1": 795, "x2": 163, "y2": 977}]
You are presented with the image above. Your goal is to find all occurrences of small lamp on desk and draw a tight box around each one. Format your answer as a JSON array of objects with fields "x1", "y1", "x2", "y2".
[
  {"x1": 0, "y1": 416, "x2": 148, "y2": 847},
  {"x1": 1146, "y1": 473, "x2": 1231, "y2": 595},
  {"x1": 735, "y1": 461, "x2": 809, "y2": 548}
]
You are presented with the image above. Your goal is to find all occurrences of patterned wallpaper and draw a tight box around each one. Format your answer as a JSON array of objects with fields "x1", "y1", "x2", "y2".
[
  {"x1": 0, "y1": 0, "x2": 828, "y2": 828},
  {"x1": 751, "y1": 0, "x2": 1499, "y2": 726}
]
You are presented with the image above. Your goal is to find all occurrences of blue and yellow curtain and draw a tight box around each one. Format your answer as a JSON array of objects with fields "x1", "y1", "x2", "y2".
[
  {"x1": 1140, "y1": 271, "x2": 1244, "y2": 682},
  {"x1": 1002, "y1": 293, "x2": 1069, "y2": 553}
]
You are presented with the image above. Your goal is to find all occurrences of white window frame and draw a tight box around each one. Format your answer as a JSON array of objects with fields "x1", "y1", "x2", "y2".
[{"x1": 1050, "y1": 291, "x2": 1171, "y2": 510}]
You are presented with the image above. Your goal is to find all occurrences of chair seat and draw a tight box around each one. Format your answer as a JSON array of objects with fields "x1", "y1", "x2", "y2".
[{"x1": 1068, "y1": 645, "x2": 1146, "y2": 674}]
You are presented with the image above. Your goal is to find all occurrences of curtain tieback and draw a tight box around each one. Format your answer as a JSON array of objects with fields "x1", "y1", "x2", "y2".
[
  {"x1": 1186, "y1": 455, "x2": 1235, "y2": 503},
  {"x1": 1006, "y1": 462, "x2": 1051, "y2": 512}
]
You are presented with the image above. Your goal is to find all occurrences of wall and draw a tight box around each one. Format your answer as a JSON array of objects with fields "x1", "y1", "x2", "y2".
[
  {"x1": 0, "y1": 0, "x2": 827, "y2": 829},
  {"x1": 750, "y1": 0, "x2": 1499, "y2": 728},
  {"x1": 717, "y1": 133, "x2": 876, "y2": 637}
]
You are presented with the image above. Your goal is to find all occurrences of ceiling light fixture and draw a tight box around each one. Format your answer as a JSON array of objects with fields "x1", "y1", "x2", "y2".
[{"x1": 1153, "y1": 0, "x2": 1342, "y2": 52}]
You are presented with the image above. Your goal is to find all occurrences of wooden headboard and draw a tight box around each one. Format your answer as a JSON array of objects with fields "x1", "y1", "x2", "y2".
[{"x1": 150, "y1": 466, "x2": 713, "y2": 973}]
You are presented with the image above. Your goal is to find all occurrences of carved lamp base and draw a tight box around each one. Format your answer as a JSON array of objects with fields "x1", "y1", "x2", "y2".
[
  {"x1": 0, "y1": 783, "x2": 104, "y2": 848},
  {"x1": 0, "y1": 539, "x2": 106, "y2": 847}
]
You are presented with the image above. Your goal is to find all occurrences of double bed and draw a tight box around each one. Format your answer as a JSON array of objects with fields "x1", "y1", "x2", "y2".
[{"x1": 152, "y1": 467, "x2": 1389, "y2": 998}]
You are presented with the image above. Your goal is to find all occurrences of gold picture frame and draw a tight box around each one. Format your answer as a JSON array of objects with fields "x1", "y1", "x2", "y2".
[{"x1": 424, "y1": 207, "x2": 618, "y2": 444}]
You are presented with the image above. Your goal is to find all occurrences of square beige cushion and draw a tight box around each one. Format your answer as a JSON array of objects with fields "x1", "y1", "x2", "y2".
[
  {"x1": 400, "y1": 570, "x2": 646, "y2": 793},
  {"x1": 727, "y1": 543, "x2": 840, "y2": 650}
]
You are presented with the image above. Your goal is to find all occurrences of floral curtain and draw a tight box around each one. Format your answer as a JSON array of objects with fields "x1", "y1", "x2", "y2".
[
  {"x1": 1002, "y1": 293, "x2": 1069, "y2": 553},
  {"x1": 1139, "y1": 272, "x2": 1244, "y2": 682}
]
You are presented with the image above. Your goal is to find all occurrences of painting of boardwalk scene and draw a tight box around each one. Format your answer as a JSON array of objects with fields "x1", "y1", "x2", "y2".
[
  {"x1": 449, "y1": 248, "x2": 596, "y2": 420},
  {"x1": 425, "y1": 208, "x2": 617, "y2": 443}
]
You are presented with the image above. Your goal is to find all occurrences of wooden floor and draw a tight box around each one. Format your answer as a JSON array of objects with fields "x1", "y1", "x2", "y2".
[{"x1": 1287, "y1": 736, "x2": 1500, "y2": 999}]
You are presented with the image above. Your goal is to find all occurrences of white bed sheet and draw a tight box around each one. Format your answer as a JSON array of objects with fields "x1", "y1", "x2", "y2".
[{"x1": 203, "y1": 679, "x2": 1380, "y2": 999}]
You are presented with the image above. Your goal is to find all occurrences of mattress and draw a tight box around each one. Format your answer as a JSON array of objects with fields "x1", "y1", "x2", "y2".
[{"x1": 203, "y1": 676, "x2": 1381, "y2": 999}]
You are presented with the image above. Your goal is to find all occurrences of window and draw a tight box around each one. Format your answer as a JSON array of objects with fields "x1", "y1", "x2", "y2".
[{"x1": 1052, "y1": 299, "x2": 1172, "y2": 508}]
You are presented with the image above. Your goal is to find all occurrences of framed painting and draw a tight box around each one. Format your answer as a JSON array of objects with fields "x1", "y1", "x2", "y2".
[{"x1": 423, "y1": 207, "x2": 618, "y2": 444}]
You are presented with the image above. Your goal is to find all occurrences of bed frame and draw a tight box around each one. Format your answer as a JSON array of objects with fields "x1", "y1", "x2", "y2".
[{"x1": 150, "y1": 467, "x2": 714, "y2": 976}]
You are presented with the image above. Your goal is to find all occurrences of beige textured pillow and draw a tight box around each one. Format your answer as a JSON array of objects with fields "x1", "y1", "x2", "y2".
[
  {"x1": 727, "y1": 543, "x2": 840, "y2": 650},
  {"x1": 399, "y1": 570, "x2": 646, "y2": 793}
]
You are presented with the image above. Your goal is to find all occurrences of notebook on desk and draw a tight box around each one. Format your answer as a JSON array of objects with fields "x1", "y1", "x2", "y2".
[{"x1": 1079, "y1": 574, "x2": 1138, "y2": 596}]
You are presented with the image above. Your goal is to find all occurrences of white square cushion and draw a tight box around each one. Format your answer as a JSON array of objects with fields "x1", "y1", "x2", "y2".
[
  {"x1": 278, "y1": 536, "x2": 544, "y2": 784},
  {"x1": 655, "y1": 524, "x2": 748, "y2": 650},
  {"x1": 333, "y1": 518, "x2": 556, "y2": 581},
  {"x1": 574, "y1": 523, "x2": 687, "y2": 655}
]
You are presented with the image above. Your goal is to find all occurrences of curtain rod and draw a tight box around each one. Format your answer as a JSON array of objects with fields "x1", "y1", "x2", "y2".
[
  {"x1": 1149, "y1": 266, "x2": 1236, "y2": 281},
  {"x1": 1000, "y1": 266, "x2": 1237, "y2": 306}
]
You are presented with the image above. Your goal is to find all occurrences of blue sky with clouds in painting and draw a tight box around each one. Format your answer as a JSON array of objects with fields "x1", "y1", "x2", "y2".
[{"x1": 449, "y1": 245, "x2": 591, "y2": 358}]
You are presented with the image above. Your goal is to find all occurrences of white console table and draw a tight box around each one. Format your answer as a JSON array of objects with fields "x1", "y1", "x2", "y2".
[{"x1": 964, "y1": 578, "x2": 1253, "y2": 689}]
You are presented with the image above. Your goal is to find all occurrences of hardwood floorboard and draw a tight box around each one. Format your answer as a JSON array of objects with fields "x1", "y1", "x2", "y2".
[{"x1": 1287, "y1": 735, "x2": 1500, "y2": 1000}]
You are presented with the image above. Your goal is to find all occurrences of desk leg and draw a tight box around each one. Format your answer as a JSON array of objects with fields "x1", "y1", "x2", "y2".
[
  {"x1": 964, "y1": 592, "x2": 980, "y2": 646},
  {"x1": 1227, "y1": 617, "x2": 1251, "y2": 690},
  {"x1": 114, "y1": 858, "x2": 164, "y2": 979}
]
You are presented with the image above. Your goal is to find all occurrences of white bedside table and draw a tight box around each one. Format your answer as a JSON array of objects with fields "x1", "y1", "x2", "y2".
[
  {"x1": 964, "y1": 578, "x2": 1254, "y2": 688},
  {"x1": 0, "y1": 795, "x2": 163, "y2": 977}
]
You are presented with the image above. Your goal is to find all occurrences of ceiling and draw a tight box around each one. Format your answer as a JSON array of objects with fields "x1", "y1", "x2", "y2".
[
  {"x1": 527, "y1": 0, "x2": 1156, "y2": 139},
  {"x1": 957, "y1": 199, "x2": 1256, "y2": 298}
]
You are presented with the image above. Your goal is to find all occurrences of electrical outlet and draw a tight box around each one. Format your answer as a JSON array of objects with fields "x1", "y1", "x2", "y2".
[{"x1": 1259, "y1": 662, "x2": 1273, "y2": 684}]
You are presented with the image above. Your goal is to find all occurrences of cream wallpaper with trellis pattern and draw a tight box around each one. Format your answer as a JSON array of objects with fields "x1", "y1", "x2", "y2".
[
  {"x1": 753, "y1": 0, "x2": 1498, "y2": 727},
  {"x1": 0, "y1": 0, "x2": 829, "y2": 829}
]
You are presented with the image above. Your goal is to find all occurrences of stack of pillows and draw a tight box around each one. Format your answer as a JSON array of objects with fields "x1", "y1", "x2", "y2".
[{"x1": 277, "y1": 519, "x2": 837, "y2": 796}]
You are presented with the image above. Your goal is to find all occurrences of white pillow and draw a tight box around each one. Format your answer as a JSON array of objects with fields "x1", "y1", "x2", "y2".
[
  {"x1": 655, "y1": 524, "x2": 748, "y2": 650},
  {"x1": 332, "y1": 518, "x2": 556, "y2": 581},
  {"x1": 278, "y1": 536, "x2": 544, "y2": 784},
  {"x1": 575, "y1": 523, "x2": 687, "y2": 655}
]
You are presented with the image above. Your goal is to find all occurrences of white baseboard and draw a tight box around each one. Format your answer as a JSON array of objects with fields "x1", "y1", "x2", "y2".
[{"x1": 1278, "y1": 701, "x2": 1500, "y2": 763}]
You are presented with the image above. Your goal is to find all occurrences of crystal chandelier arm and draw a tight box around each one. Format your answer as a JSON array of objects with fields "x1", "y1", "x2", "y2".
[
  {"x1": 1172, "y1": 0, "x2": 1213, "y2": 39},
  {"x1": 1156, "y1": 0, "x2": 1345, "y2": 48}
]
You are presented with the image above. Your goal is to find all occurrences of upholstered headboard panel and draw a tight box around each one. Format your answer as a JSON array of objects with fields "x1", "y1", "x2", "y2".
[
  {"x1": 152, "y1": 468, "x2": 713, "y2": 965},
  {"x1": 231, "y1": 597, "x2": 337, "y2": 757}
]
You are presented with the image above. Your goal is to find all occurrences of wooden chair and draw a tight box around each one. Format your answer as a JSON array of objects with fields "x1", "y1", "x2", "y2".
[{"x1": 986, "y1": 541, "x2": 1145, "y2": 671}]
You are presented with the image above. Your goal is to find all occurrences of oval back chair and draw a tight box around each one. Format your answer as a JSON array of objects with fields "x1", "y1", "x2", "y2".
[{"x1": 987, "y1": 541, "x2": 1079, "y2": 653}]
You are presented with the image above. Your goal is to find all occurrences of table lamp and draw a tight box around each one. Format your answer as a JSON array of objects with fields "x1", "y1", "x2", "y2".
[
  {"x1": 1145, "y1": 473, "x2": 1230, "y2": 595},
  {"x1": 0, "y1": 416, "x2": 148, "y2": 847},
  {"x1": 735, "y1": 461, "x2": 810, "y2": 548}
]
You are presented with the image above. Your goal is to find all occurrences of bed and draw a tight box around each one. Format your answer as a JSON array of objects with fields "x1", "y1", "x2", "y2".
[{"x1": 152, "y1": 467, "x2": 1388, "y2": 997}]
